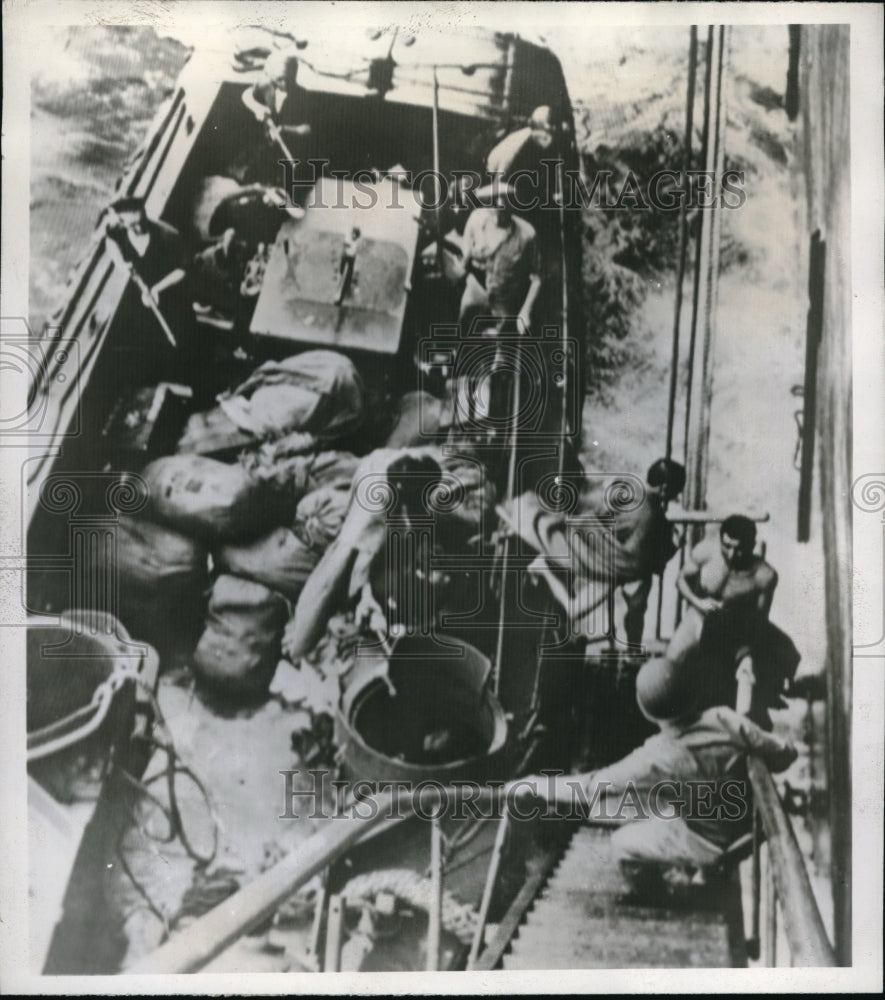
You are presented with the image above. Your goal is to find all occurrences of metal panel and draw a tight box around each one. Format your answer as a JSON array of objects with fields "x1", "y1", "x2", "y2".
[{"x1": 249, "y1": 178, "x2": 421, "y2": 354}]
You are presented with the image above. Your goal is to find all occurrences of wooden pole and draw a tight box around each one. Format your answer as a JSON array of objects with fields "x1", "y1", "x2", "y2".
[
  {"x1": 466, "y1": 811, "x2": 510, "y2": 969},
  {"x1": 426, "y1": 817, "x2": 443, "y2": 971},
  {"x1": 128, "y1": 791, "x2": 395, "y2": 974},
  {"x1": 323, "y1": 894, "x2": 344, "y2": 973}
]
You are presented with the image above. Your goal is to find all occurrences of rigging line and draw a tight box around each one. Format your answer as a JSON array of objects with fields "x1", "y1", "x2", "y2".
[
  {"x1": 682, "y1": 25, "x2": 716, "y2": 504},
  {"x1": 657, "y1": 24, "x2": 698, "y2": 643},
  {"x1": 492, "y1": 330, "x2": 522, "y2": 695},
  {"x1": 665, "y1": 25, "x2": 698, "y2": 464}
]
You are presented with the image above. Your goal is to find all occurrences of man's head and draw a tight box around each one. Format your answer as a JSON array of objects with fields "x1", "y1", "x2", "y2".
[
  {"x1": 646, "y1": 458, "x2": 686, "y2": 503},
  {"x1": 265, "y1": 51, "x2": 297, "y2": 91},
  {"x1": 635, "y1": 656, "x2": 698, "y2": 725},
  {"x1": 475, "y1": 182, "x2": 515, "y2": 225},
  {"x1": 529, "y1": 105, "x2": 555, "y2": 151},
  {"x1": 387, "y1": 453, "x2": 443, "y2": 516},
  {"x1": 110, "y1": 197, "x2": 148, "y2": 236},
  {"x1": 720, "y1": 514, "x2": 756, "y2": 569}
]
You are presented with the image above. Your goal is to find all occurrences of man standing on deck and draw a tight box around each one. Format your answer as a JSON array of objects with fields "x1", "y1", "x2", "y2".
[
  {"x1": 667, "y1": 514, "x2": 797, "y2": 726},
  {"x1": 616, "y1": 458, "x2": 686, "y2": 647},
  {"x1": 242, "y1": 51, "x2": 311, "y2": 133},
  {"x1": 105, "y1": 197, "x2": 193, "y2": 352},
  {"x1": 242, "y1": 50, "x2": 312, "y2": 183},
  {"x1": 511, "y1": 656, "x2": 797, "y2": 887},
  {"x1": 486, "y1": 106, "x2": 562, "y2": 255},
  {"x1": 456, "y1": 184, "x2": 543, "y2": 334}
]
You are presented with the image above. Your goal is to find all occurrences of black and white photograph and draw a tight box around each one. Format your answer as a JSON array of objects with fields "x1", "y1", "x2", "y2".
[{"x1": 1, "y1": 1, "x2": 882, "y2": 992}]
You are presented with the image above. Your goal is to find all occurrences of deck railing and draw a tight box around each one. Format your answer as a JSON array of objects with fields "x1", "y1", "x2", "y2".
[{"x1": 747, "y1": 756, "x2": 836, "y2": 966}]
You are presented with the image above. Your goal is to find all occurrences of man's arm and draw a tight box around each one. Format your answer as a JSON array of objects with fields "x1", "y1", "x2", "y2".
[
  {"x1": 676, "y1": 543, "x2": 722, "y2": 615},
  {"x1": 756, "y1": 564, "x2": 778, "y2": 618},
  {"x1": 242, "y1": 83, "x2": 271, "y2": 122},
  {"x1": 509, "y1": 736, "x2": 674, "y2": 809},
  {"x1": 713, "y1": 706, "x2": 798, "y2": 772},
  {"x1": 150, "y1": 268, "x2": 186, "y2": 299}
]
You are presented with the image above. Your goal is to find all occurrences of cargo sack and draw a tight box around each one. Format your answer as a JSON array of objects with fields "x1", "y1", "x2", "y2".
[
  {"x1": 433, "y1": 452, "x2": 497, "y2": 552},
  {"x1": 294, "y1": 485, "x2": 350, "y2": 555},
  {"x1": 176, "y1": 405, "x2": 258, "y2": 458},
  {"x1": 193, "y1": 575, "x2": 289, "y2": 699},
  {"x1": 241, "y1": 443, "x2": 359, "y2": 511},
  {"x1": 144, "y1": 454, "x2": 282, "y2": 542},
  {"x1": 218, "y1": 350, "x2": 365, "y2": 441},
  {"x1": 308, "y1": 450, "x2": 362, "y2": 490},
  {"x1": 217, "y1": 528, "x2": 318, "y2": 602},
  {"x1": 112, "y1": 516, "x2": 208, "y2": 661},
  {"x1": 191, "y1": 176, "x2": 244, "y2": 242}
]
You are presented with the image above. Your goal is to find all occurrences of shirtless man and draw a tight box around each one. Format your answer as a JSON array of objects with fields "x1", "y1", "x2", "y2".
[{"x1": 668, "y1": 514, "x2": 777, "y2": 666}]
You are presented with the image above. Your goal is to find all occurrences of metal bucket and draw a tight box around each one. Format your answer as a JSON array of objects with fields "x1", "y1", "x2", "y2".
[
  {"x1": 336, "y1": 634, "x2": 508, "y2": 786},
  {"x1": 27, "y1": 613, "x2": 159, "y2": 790}
]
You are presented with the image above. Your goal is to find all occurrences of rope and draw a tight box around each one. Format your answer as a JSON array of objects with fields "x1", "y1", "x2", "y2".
[
  {"x1": 115, "y1": 679, "x2": 220, "y2": 936},
  {"x1": 338, "y1": 868, "x2": 478, "y2": 946}
]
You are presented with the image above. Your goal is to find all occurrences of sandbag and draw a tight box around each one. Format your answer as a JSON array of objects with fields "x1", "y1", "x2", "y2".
[
  {"x1": 218, "y1": 350, "x2": 365, "y2": 441},
  {"x1": 193, "y1": 575, "x2": 289, "y2": 699},
  {"x1": 294, "y1": 485, "x2": 350, "y2": 554},
  {"x1": 217, "y1": 527, "x2": 318, "y2": 602},
  {"x1": 144, "y1": 454, "x2": 281, "y2": 542},
  {"x1": 112, "y1": 516, "x2": 208, "y2": 662}
]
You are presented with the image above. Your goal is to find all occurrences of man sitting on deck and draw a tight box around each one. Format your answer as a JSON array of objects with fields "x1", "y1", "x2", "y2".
[
  {"x1": 616, "y1": 458, "x2": 686, "y2": 646},
  {"x1": 512, "y1": 656, "x2": 797, "y2": 889}
]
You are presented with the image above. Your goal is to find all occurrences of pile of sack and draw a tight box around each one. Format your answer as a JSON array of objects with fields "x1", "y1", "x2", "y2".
[
  {"x1": 112, "y1": 351, "x2": 365, "y2": 701},
  {"x1": 111, "y1": 348, "x2": 498, "y2": 702}
]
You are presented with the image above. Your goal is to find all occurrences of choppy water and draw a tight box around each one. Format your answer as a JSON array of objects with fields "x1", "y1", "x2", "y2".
[
  {"x1": 29, "y1": 26, "x2": 190, "y2": 333},
  {"x1": 27, "y1": 21, "x2": 786, "y2": 337}
]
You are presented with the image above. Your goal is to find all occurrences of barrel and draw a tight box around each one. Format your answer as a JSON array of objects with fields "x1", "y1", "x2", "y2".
[{"x1": 336, "y1": 633, "x2": 507, "y2": 786}]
